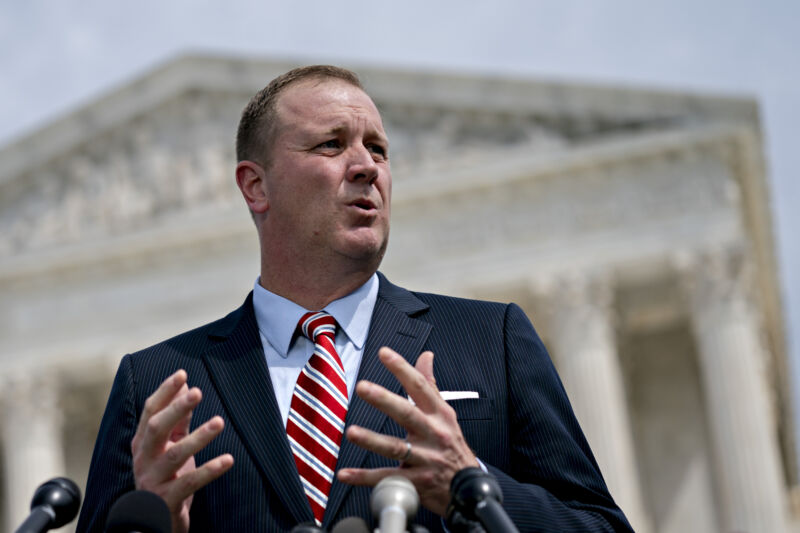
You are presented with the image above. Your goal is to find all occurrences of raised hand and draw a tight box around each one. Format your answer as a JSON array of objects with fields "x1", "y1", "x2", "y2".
[
  {"x1": 337, "y1": 347, "x2": 479, "y2": 516},
  {"x1": 131, "y1": 370, "x2": 234, "y2": 533}
]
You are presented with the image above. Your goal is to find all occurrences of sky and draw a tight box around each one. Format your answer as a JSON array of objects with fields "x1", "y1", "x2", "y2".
[{"x1": 0, "y1": 0, "x2": 797, "y2": 433}]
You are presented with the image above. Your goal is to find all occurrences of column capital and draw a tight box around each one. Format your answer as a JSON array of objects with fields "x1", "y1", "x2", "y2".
[
  {"x1": 528, "y1": 269, "x2": 615, "y2": 335},
  {"x1": 1, "y1": 370, "x2": 63, "y2": 432},
  {"x1": 530, "y1": 267, "x2": 613, "y2": 303},
  {"x1": 674, "y1": 244, "x2": 755, "y2": 318}
]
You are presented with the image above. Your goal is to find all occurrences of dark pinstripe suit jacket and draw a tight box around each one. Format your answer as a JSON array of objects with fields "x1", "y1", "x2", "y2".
[{"x1": 77, "y1": 273, "x2": 632, "y2": 532}]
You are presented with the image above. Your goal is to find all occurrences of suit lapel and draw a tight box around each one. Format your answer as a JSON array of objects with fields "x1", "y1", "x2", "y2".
[
  {"x1": 202, "y1": 294, "x2": 313, "y2": 525},
  {"x1": 324, "y1": 275, "x2": 432, "y2": 526}
]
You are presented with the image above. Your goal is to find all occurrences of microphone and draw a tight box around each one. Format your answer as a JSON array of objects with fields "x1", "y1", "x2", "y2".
[
  {"x1": 105, "y1": 490, "x2": 171, "y2": 533},
  {"x1": 370, "y1": 475, "x2": 419, "y2": 533},
  {"x1": 290, "y1": 522, "x2": 327, "y2": 533},
  {"x1": 331, "y1": 516, "x2": 370, "y2": 533},
  {"x1": 444, "y1": 508, "x2": 486, "y2": 533},
  {"x1": 448, "y1": 468, "x2": 518, "y2": 533},
  {"x1": 14, "y1": 477, "x2": 81, "y2": 533}
]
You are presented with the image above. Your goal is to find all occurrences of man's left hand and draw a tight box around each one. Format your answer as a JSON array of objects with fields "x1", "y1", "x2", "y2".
[{"x1": 337, "y1": 347, "x2": 480, "y2": 516}]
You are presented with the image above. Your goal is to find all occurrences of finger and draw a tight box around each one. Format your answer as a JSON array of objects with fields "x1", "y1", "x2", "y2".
[
  {"x1": 336, "y1": 466, "x2": 399, "y2": 487},
  {"x1": 378, "y1": 347, "x2": 441, "y2": 413},
  {"x1": 355, "y1": 380, "x2": 430, "y2": 435},
  {"x1": 345, "y1": 425, "x2": 421, "y2": 465},
  {"x1": 136, "y1": 370, "x2": 188, "y2": 437},
  {"x1": 415, "y1": 351, "x2": 437, "y2": 389},
  {"x1": 158, "y1": 416, "x2": 227, "y2": 477},
  {"x1": 165, "y1": 453, "x2": 234, "y2": 505},
  {"x1": 170, "y1": 407, "x2": 193, "y2": 442},
  {"x1": 139, "y1": 387, "x2": 202, "y2": 458}
]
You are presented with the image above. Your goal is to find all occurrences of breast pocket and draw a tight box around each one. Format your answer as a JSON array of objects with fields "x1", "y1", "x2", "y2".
[
  {"x1": 448, "y1": 398, "x2": 494, "y2": 420},
  {"x1": 449, "y1": 398, "x2": 495, "y2": 460}
]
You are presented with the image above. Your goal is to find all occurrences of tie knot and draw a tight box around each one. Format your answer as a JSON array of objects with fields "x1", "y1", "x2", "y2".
[{"x1": 298, "y1": 311, "x2": 336, "y2": 342}]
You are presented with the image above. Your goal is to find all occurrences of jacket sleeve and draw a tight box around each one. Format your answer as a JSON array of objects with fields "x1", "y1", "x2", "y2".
[
  {"x1": 488, "y1": 303, "x2": 633, "y2": 532},
  {"x1": 75, "y1": 355, "x2": 138, "y2": 533}
]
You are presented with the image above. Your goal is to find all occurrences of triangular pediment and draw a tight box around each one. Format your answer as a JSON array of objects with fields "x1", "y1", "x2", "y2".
[{"x1": 0, "y1": 54, "x2": 758, "y2": 258}]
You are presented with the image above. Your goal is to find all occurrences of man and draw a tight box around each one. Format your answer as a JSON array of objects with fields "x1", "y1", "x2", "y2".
[{"x1": 77, "y1": 66, "x2": 632, "y2": 532}]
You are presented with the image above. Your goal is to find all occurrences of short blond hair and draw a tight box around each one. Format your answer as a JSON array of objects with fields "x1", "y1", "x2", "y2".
[{"x1": 235, "y1": 65, "x2": 363, "y2": 166}]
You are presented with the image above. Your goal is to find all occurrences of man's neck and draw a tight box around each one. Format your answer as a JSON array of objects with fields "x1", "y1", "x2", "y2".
[{"x1": 259, "y1": 265, "x2": 376, "y2": 310}]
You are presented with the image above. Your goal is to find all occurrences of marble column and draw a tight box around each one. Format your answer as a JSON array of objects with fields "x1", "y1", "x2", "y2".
[
  {"x1": 680, "y1": 248, "x2": 788, "y2": 533},
  {"x1": 1, "y1": 373, "x2": 66, "y2": 532},
  {"x1": 536, "y1": 273, "x2": 652, "y2": 533}
]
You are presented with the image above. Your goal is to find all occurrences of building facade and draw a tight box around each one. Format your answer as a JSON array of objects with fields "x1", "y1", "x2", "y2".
[{"x1": 0, "y1": 56, "x2": 794, "y2": 532}]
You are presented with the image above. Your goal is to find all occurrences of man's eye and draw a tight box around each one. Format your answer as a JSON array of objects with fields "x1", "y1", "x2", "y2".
[
  {"x1": 368, "y1": 144, "x2": 388, "y2": 159},
  {"x1": 316, "y1": 140, "x2": 340, "y2": 150}
]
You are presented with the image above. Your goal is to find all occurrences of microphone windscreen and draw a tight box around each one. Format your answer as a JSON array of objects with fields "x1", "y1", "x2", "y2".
[
  {"x1": 331, "y1": 516, "x2": 371, "y2": 533},
  {"x1": 105, "y1": 490, "x2": 171, "y2": 533},
  {"x1": 32, "y1": 477, "x2": 82, "y2": 528}
]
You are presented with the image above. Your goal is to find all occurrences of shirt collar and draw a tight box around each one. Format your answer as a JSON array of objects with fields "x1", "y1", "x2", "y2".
[{"x1": 252, "y1": 273, "x2": 379, "y2": 358}]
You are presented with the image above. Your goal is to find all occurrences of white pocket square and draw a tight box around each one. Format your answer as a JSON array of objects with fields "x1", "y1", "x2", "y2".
[
  {"x1": 440, "y1": 391, "x2": 480, "y2": 401},
  {"x1": 408, "y1": 391, "x2": 479, "y2": 405}
]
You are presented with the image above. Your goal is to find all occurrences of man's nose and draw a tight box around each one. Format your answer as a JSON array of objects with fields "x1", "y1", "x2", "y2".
[{"x1": 346, "y1": 145, "x2": 379, "y2": 183}]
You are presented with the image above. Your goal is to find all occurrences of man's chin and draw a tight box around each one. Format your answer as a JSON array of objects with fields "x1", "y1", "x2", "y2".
[{"x1": 337, "y1": 233, "x2": 389, "y2": 267}]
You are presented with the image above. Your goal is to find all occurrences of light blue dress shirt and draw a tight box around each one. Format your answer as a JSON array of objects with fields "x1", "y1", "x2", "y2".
[{"x1": 252, "y1": 274, "x2": 379, "y2": 427}]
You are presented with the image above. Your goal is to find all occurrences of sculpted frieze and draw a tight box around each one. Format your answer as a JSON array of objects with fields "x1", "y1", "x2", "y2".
[
  {"x1": 0, "y1": 92, "x2": 244, "y2": 255},
  {"x1": 382, "y1": 103, "x2": 567, "y2": 176},
  {"x1": 379, "y1": 100, "x2": 678, "y2": 177},
  {"x1": 389, "y1": 149, "x2": 741, "y2": 263}
]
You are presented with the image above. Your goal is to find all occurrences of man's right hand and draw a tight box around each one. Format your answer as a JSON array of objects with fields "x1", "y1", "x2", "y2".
[{"x1": 131, "y1": 369, "x2": 234, "y2": 533}]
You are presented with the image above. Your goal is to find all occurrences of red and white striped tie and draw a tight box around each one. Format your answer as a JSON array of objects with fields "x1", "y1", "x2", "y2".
[{"x1": 287, "y1": 311, "x2": 349, "y2": 525}]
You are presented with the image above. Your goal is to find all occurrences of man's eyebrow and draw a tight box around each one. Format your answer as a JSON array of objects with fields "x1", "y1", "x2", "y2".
[
  {"x1": 320, "y1": 125, "x2": 346, "y2": 136},
  {"x1": 367, "y1": 129, "x2": 390, "y2": 145},
  {"x1": 312, "y1": 124, "x2": 388, "y2": 143}
]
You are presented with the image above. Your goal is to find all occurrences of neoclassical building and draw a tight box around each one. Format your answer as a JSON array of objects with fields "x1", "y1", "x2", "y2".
[{"x1": 0, "y1": 55, "x2": 795, "y2": 533}]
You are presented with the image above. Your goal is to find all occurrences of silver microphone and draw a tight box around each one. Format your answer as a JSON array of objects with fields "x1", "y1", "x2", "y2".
[{"x1": 370, "y1": 476, "x2": 419, "y2": 533}]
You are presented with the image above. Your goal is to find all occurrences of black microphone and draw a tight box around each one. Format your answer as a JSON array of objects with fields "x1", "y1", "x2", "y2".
[
  {"x1": 105, "y1": 490, "x2": 171, "y2": 533},
  {"x1": 448, "y1": 468, "x2": 519, "y2": 533},
  {"x1": 370, "y1": 475, "x2": 419, "y2": 533},
  {"x1": 330, "y1": 516, "x2": 370, "y2": 533},
  {"x1": 290, "y1": 522, "x2": 327, "y2": 533},
  {"x1": 14, "y1": 477, "x2": 81, "y2": 533}
]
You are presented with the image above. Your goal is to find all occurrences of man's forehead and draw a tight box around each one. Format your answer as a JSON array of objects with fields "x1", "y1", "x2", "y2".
[{"x1": 276, "y1": 79, "x2": 381, "y2": 123}]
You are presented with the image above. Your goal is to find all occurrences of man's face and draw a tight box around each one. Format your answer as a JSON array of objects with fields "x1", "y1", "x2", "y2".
[{"x1": 261, "y1": 79, "x2": 391, "y2": 269}]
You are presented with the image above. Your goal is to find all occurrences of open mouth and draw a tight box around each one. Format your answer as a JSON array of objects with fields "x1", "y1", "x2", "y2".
[{"x1": 350, "y1": 199, "x2": 376, "y2": 211}]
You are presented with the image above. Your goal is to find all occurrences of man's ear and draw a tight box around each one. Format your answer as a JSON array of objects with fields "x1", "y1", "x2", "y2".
[{"x1": 235, "y1": 160, "x2": 270, "y2": 214}]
